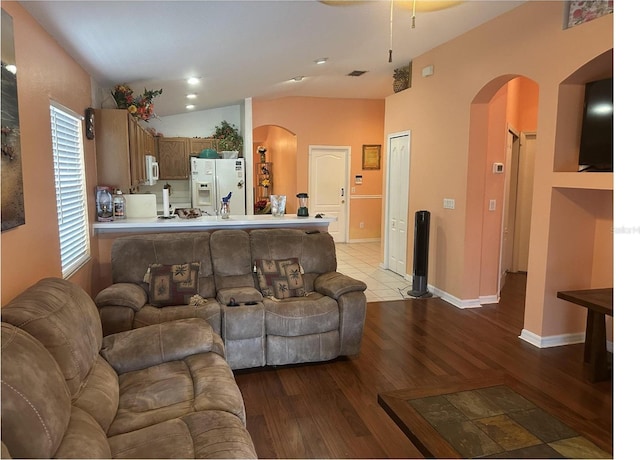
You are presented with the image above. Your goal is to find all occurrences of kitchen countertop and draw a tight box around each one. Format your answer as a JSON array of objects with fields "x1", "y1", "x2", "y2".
[{"x1": 92, "y1": 214, "x2": 336, "y2": 234}]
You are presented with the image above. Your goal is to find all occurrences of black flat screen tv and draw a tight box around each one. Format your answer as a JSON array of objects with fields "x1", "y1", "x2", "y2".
[{"x1": 578, "y1": 77, "x2": 613, "y2": 172}]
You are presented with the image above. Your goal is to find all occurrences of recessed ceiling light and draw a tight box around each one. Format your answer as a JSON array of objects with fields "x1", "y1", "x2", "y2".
[
  {"x1": 187, "y1": 77, "x2": 200, "y2": 85},
  {"x1": 314, "y1": 58, "x2": 328, "y2": 65},
  {"x1": 186, "y1": 104, "x2": 195, "y2": 110},
  {"x1": 186, "y1": 93, "x2": 197, "y2": 99},
  {"x1": 291, "y1": 76, "x2": 304, "y2": 82}
]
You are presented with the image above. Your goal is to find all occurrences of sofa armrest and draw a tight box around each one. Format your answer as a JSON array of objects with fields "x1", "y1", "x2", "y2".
[
  {"x1": 314, "y1": 272, "x2": 367, "y2": 300},
  {"x1": 100, "y1": 318, "x2": 225, "y2": 374},
  {"x1": 94, "y1": 283, "x2": 147, "y2": 311}
]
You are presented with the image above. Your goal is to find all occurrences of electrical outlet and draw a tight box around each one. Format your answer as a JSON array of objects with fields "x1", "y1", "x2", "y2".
[
  {"x1": 359, "y1": 222, "x2": 365, "y2": 229},
  {"x1": 443, "y1": 198, "x2": 455, "y2": 209}
]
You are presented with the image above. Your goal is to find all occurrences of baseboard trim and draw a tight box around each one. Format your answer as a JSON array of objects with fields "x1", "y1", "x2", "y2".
[
  {"x1": 479, "y1": 294, "x2": 500, "y2": 305},
  {"x1": 520, "y1": 328, "x2": 613, "y2": 352},
  {"x1": 519, "y1": 329, "x2": 585, "y2": 348},
  {"x1": 428, "y1": 285, "x2": 482, "y2": 309},
  {"x1": 425, "y1": 284, "x2": 499, "y2": 309},
  {"x1": 347, "y1": 238, "x2": 381, "y2": 243}
]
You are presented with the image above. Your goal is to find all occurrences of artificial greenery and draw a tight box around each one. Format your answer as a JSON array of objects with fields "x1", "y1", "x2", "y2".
[
  {"x1": 112, "y1": 84, "x2": 163, "y2": 121},
  {"x1": 213, "y1": 120, "x2": 243, "y2": 152}
]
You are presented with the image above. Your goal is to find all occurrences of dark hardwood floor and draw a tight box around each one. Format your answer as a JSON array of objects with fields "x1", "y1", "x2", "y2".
[{"x1": 233, "y1": 273, "x2": 613, "y2": 458}]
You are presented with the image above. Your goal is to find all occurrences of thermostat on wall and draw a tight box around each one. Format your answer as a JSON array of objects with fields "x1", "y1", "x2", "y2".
[{"x1": 493, "y1": 162, "x2": 504, "y2": 174}]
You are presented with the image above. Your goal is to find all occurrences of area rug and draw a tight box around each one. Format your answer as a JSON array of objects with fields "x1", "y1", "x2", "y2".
[{"x1": 378, "y1": 373, "x2": 612, "y2": 458}]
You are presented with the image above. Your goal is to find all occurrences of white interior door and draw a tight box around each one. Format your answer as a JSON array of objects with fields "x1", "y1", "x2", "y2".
[
  {"x1": 385, "y1": 132, "x2": 410, "y2": 276},
  {"x1": 309, "y1": 146, "x2": 349, "y2": 242}
]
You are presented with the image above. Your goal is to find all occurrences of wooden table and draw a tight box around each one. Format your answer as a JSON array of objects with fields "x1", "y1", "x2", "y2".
[
  {"x1": 378, "y1": 372, "x2": 612, "y2": 458},
  {"x1": 557, "y1": 288, "x2": 613, "y2": 382}
]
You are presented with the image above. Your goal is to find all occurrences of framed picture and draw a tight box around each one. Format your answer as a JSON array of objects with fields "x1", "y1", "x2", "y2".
[{"x1": 362, "y1": 144, "x2": 381, "y2": 170}]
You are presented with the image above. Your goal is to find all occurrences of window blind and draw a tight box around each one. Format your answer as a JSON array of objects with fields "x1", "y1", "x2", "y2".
[{"x1": 50, "y1": 103, "x2": 90, "y2": 278}]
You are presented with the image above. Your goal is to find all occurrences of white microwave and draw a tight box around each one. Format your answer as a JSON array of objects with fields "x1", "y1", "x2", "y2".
[{"x1": 145, "y1": 155, "x2": 159, "y2": 186}]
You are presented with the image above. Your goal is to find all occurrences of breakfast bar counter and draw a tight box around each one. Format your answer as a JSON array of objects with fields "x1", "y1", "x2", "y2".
[{"x1": 93, "y1": 214, "x2": 336, "y2": 234}]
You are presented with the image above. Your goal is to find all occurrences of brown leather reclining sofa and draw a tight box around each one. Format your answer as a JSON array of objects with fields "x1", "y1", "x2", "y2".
[
  {"x1": 1, "y1": 277, "x2": 257, "y2": 458},
  {"x1": 95, "y1": 228, "x2": 368, "y2": 370}
]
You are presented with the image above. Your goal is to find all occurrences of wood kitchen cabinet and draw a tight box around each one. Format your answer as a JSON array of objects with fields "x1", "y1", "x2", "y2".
[
  {"x1": 95, "y1": 109, "x2": 156, "y2": 191},
  {"x1": 157, "y1": 137, "x2": 189, "y2": 179},
  {"x1": 189, "y1": 138, "x2": 215, "y2": 155}
]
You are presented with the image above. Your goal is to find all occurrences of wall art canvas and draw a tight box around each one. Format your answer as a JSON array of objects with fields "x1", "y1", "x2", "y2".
[
  {"x1": 567, "y1": 0, "x2": 613, "y2": 28},
  {"x1": 2, "y1": 9, "x2": 26, "y2": 232}
]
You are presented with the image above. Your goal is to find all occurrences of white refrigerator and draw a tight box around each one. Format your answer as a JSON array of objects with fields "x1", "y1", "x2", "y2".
[{"x1": 190, "y1": 158, "x2": 246, "y2": 215}]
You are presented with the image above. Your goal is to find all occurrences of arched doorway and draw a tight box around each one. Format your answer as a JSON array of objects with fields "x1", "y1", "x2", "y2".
[
  {"x1": 252, "y1": 125, "x2": 297, "y2": 214},
  {"x1": 465, "y1": 76, "x2": 539, "y2": 306}
]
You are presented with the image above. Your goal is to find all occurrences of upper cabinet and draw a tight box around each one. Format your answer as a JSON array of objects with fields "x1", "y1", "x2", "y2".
[
  {"x1": 157, "y1": 137, "x2": 218, "y2": 180},
  {"x1": 157, "y1": 137, "x2": 189, "y2": 180},
  {"x1": 95, "y1": 109, "x2": 156, "y2": 191},
  {"x1": 189, "y1": 138, "x2": 215, "y2": 155}
]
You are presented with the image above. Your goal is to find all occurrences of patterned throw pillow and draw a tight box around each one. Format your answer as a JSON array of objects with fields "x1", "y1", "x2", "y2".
[
  {"x1": 255, "y1": 258, "x2": 305, "y2": 299},
  {"x1": 144, "y1": 262, "x2": 200, "y2": 307}
]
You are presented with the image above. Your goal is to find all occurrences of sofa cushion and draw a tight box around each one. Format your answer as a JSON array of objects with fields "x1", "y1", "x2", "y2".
[
  {"x1": 107, "y1": 352, "x2": 247, "y2": 436},
  {"x1": 145, "y1": 262, "x2": 201, "y2": 307},
  {"x1": 108, "y1": 411, "x2": 256, "y2": 459},
  {"x1": 249, "y1": 228, "x2": 337, "y2": 275},
  {"x1": 101, "y1": 318, "x2": 225, "y2": 374},
  {"x1": 1, "y1": 323, "x2": 73, "y2": 459},
  {"x1": 1, "y1": 278, "x2": 104, "y2": 400},
  {"x1": 133, "y1": 302, "x2": 222, "y2": 335},
  {"x1": 256, "y1": 258, "x2": 306, "y2": 299},
  {"x1": 54, "y1": 406, "x2": 112, "y2": 459},
  {"x1": 111, "y1": 232, "x2": 215, "y2": 299},
  {"x1": 210, "y1": 230, "x2": 255, "y2": 290},
  {"x1": 263, "y1": 292, "x2": 339, "y2": 336},
  {"x1": 71, "y1": 356, "x2": 120, "y2": 432}
]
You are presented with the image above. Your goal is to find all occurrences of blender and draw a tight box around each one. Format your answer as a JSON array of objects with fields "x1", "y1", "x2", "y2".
[{"x1": 296, "y1": 193, "x2": 309, "y2": 217}]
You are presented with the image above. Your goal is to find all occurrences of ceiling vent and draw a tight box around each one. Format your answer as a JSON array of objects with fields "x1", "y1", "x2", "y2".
[{"x1": 347, "y1": 70, "x2": 367, "y2": 77}]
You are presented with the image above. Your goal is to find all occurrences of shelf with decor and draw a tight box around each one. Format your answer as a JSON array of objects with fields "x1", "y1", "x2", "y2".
[{"x1": 255, "y1": 162, "x2": 273, "y2": 201}]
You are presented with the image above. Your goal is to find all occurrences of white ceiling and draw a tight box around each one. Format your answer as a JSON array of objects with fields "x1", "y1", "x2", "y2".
[{"x1": 20, "y1": 0, "x2": 526, "y2": 117}]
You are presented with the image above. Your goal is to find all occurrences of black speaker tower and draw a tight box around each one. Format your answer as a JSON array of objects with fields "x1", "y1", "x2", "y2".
[{"x1": 408, "y1": 210, "x2": 433, "y2": 298}]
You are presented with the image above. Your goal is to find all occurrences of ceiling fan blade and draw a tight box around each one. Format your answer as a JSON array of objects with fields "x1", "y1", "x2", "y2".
[{"x1": 320, "y1": 0, "x2": 463, "y2": 12}]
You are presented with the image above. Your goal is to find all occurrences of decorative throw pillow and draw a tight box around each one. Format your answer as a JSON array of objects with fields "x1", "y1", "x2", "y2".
[
  {"x1": 144, "y1": 262, "x2": 200, "y2": 307},
  {"x1": 255, "y1": 258, "x2": 305, "y2": 299}
]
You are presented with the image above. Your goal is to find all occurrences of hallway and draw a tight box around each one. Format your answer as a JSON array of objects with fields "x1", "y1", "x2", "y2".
[{"x1": 335, "y1": 241, "x2": 413, "y2": 302}]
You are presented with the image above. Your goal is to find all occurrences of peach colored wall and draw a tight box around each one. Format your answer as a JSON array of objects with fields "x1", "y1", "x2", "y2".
[
  {"x1": 253, "y1": 97, "x2": 385, "y2": 240},
  {"x1": 1, "y1": 2, "x2": 97, "y2": 305},
  {"x1": 384, "y1": 2, "x2": 612, "y2": 340},
  {"x1": 478, "y1": 86, "x2": 508, "y2": 297}
]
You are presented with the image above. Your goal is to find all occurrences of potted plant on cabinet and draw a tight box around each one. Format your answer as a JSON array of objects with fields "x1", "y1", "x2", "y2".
[{"x1": 213, "y1": 121, "x2": 243, "y2": 158}]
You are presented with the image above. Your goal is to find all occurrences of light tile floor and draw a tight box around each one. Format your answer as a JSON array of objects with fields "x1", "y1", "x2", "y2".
[{"x1": 335, "y1": 241, "x2": 414, "y2": 302}]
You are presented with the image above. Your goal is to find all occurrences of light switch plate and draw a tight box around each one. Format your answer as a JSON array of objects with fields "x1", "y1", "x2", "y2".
[{"x1": 443, "y1": 198, "x2": 455, "y2": 209}]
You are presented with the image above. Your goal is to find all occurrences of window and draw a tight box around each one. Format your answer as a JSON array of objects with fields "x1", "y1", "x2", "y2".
[{"x1": 50, "y1": 103, "x2": 90, "y2": 278}]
